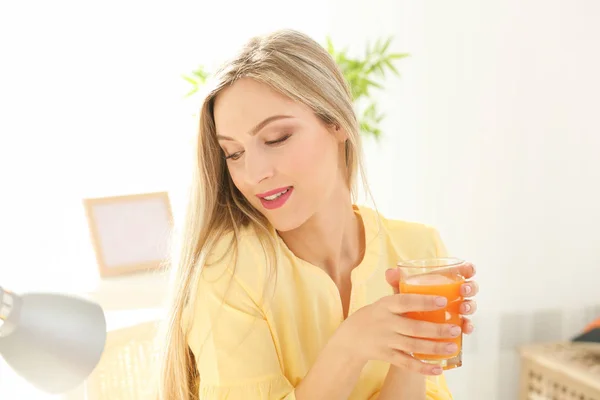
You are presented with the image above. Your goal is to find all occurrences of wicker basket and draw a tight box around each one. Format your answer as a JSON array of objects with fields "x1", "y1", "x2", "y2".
[
  {"x1": 519, "y1": 342, "x2": 600, "y2": 400},
  {"x1": 85, "y1": 320, "x2": 159, "y2": 400}
]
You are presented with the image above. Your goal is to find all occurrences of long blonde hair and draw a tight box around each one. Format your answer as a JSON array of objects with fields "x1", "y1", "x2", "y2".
[{"x1": 156, "y1": 28, "x2": 369, "y2": 399}]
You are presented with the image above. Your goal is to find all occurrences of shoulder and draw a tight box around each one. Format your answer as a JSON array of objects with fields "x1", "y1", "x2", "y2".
[
  {"x1": 359, "y1": 205, "x2": 448, "y2": 258},
  {"x1": 181, "y1": 224, "x2": 272, "y2": 334},
  {"x1": 200, "y1": 224, "x2": 274, "y2": 301}
]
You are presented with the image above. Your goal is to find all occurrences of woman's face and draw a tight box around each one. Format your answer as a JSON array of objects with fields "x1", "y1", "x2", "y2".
[{"x1": 213, "y1": 78, "x2": 347, "y2": 232}]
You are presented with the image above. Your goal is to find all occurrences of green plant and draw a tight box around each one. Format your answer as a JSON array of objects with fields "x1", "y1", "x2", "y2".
[
  {"x1": 325, "y1": 36, "x2": 408, "y2": 139},
  {"x1": 182, "y1": 65, "x2": 209, "y2": 99},
  {"x1": 183, "y1": 36, "x2": 407, "y2": 139}
]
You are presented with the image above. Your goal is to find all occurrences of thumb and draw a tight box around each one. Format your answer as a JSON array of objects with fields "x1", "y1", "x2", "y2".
[{"x1": 385, "y1": 268, "x2": 400, "y2": 294}]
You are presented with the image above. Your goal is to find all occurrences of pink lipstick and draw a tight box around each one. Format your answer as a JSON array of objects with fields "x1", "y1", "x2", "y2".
[{"x1": 256, "y1": 186, "x2": 293, "y2": 210}]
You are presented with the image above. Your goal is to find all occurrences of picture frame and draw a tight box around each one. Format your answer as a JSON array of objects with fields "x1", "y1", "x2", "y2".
[{"x1": 83, "y1": 191, "x2": 174, "y2": 278}]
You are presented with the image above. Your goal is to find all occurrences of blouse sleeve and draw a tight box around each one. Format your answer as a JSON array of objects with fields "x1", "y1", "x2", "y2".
[
  {"x1": 430, "y1": 226, "x2": 449, "y2": 258},
  {"x1": 184, "y1": 248, "x2": 296, "y2": 400}
]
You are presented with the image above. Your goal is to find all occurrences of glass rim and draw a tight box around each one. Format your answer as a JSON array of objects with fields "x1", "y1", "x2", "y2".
[{"x1": 396, "y1": 257, "x2": 465, "y2": 269}]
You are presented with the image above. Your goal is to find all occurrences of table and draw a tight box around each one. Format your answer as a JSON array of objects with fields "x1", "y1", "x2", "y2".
[{"x1": 519, "y1": 342, "x2": 600, "y2": 400}]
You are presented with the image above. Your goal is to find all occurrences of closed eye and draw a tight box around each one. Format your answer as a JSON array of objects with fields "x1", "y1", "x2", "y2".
[
  {"x1": 224, "y1": 151, "x2": 244, "y2": 160},
  {"x1": 265, "y1": 134, "x2": 291, "y2": 145}
]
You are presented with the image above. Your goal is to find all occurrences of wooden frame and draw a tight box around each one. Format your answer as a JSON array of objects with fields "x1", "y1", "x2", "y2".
[{"x1": 83, "y1": 191, "x2": 174, "y2": 278}]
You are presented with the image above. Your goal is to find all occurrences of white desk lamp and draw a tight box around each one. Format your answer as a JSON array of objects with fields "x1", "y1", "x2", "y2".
[{"x1": 0, "y1": 286, "x2": 106, "y2": 394}]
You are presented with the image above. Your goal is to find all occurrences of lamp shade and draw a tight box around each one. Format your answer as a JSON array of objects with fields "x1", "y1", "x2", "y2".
[{"x1": 0, "y1": 287, "x2": 106, "y2": 394}]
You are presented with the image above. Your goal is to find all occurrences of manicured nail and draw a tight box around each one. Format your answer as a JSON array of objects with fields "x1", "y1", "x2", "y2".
[
  {"x1": 450, "y1": 326, "x2": 461, "y2": 337},
  {"x1": 435, "y1": 297, "x2": 448, "y2": 307},
  {"x1": 446, "y1": 343, "x2": 458, "y2": 353},
  {"x1": 469, "y1": 324, "x2": 475, "y2": 332},
  {"x1": 462, "y1": 284, "x2": 472, "y2": 295},
  {"x1": 462, "y1": 303, "x2": 471, "y2": 313},
  {"x1": 432, "y1": 367, "x2": 443, "y2": 375}
]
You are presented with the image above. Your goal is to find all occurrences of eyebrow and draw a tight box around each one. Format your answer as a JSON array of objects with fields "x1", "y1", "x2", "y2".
[{"x1": 216, "y1": 115, "x2": 294, "y2": 141}]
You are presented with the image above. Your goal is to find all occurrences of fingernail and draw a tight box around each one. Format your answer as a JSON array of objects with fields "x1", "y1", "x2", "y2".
[
  {"x1": 469, "y1": 324, "x2": 475, "y2": 332},
  {"x1": 462, "y1": 285, "x2": 472, "y2": 295},
  {"x1": 450, "y1": 326, "x2": 461, "y2": 337},
  {"x1": 432, "y1": 367, "x2": 443, "y2": 375},
  {"x1": 446, "y1": 343, "x2": 458, "y2": 353},
  {"x1": 435, "y1": 297, "x2": 448, "y2": 307},
  {"x1": 462, "y1": 303, "x2": 471, "y2": 313}
]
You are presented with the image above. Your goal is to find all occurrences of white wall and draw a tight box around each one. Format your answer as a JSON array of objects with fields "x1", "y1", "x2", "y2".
[
  {"x1": 419, "y1": 3, "x2": 600, "y2": 397},
  {"x1": 329, "y1": 1, "x2": 600, "y2": 398}
]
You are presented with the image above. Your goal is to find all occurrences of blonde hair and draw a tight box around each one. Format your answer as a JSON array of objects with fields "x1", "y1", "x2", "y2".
[{"x1": 155, "y1": 28, "x2": 369, "y2": 399}]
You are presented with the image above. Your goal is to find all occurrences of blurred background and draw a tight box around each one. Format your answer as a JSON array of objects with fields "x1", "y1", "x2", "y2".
[{"x1": 1, "y1": 0, "x2": 599, "y2": 399}]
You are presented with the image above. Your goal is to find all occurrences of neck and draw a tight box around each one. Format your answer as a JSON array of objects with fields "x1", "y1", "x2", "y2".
[{"x1": 277, "y1": 189, "x2": 365, "y2": 282}]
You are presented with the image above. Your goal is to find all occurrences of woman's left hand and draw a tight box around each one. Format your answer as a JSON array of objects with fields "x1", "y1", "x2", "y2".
[{"x1": 385, "y1": 262, "x2": 478, "y2": 335}]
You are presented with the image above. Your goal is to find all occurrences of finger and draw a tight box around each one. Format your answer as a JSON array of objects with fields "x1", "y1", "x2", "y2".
[
  {"x1": 462, "y1": 317, "x2": 475, "y2": 334},
  {"x1": 388, "y1": 350, "x2": 444, "y2": 376},
  {"x1": 392, "y1": 335, "x2": 459, "y2": 358},
  {"x1": 388, "y1": 293, "x2": 448, "y2": 314},
  {"x1": 460, "y1": 300, "x2": 477, "y2": 316},
  {"x1": 461, "y1": 281, "x2": 479, "y2": 297},
  {"x1": 457, "y1": 262, "x2": 476, "y2": 279},
  {"x1": 396, "y1": 317, "x2": 462, "y2": 339},
  {"x1": 385, "y1": 268, "x2": 400, "y2": 294},
  {"x1": 440, "y1": 261, "x2": 476, "y2": 280}
]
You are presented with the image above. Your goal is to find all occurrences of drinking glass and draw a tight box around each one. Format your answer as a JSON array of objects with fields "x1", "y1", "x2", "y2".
[{"x1": 397, "y1": 257, "x2": 466, "y2": 370}]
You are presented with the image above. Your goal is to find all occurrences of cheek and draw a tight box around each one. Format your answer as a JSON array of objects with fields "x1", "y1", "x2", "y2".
[
  {"x1": 286, "y1": 151, "x2": 314, "y2": 175},
  {"x1": 228, "y1": 168, "x2": 250, "y2": 197},
  {"x1": 222, "y1": 161, "x2": 246, "y2": 195},
  {"x1": 286, "y1": 135, "x2": 338, "y2": 181}
]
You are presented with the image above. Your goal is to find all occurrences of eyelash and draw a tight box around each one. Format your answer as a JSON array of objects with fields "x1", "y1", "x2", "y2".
[
  {"x1": 225, "y1": 152, "x2": 243, "y2": 161},
  {"x1": 224, "y1": 134, "x2": 292, "y2": 160},
  {"x1": 265, "y1": 133, "x2": 291, "y2": 145}
]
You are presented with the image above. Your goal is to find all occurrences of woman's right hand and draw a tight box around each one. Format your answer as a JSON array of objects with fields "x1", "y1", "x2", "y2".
[{"x1": 333, "y1": 293, "x2": 461, "y2": 375}]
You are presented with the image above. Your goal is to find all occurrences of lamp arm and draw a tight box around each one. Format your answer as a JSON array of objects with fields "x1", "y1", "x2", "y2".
[{"x1": 0, "y1": 286, "x2": 21, "y2": 337}]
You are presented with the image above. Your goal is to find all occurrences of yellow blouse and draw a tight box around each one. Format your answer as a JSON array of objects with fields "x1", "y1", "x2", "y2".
[{"x1": 182, "y1": 206, "x2": 453, "y2": 399}]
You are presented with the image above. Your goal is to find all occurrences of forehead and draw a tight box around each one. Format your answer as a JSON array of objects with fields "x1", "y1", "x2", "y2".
[{"x1": 213, "y1": 78, "x2": 305, "y2": 138}]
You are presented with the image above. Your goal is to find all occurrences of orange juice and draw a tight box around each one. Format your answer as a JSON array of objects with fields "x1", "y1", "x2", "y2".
[{"x1": 399, "y1": 274, "x2": 464, "y2": 363}]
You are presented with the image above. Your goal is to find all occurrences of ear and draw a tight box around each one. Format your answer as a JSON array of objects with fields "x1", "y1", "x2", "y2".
[{"x1": 330, "y1": 123, "x2": 348, "y2": 143}]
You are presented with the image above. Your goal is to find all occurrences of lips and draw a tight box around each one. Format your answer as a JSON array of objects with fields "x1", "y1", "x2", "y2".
[
  {"x1": 256, "y1": 186, "x2": 294, "y2": 210},
  {"x1": 256, "y1": 186, "x2": 292, "y2": 200}
]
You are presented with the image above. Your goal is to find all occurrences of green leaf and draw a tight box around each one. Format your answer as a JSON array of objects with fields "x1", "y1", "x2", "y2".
[
  {"x1": 389, "y1": 53, "x2": 409, "y2": 60},
  {"x1": 182, "y1": 75, "x2": 198, "y2": 85},
  {"x1": 381, "y1": 37, "x2": 392, "y2": 54},
  {"x1": 384, "y1": 59, "x2": 399, "y2": 76},
  {"x1": 326, "y1": 36, "x2": 335, "y2": 54},
  {"x1": 184, "y1": 88, "x2": 198, "y2": 98}
]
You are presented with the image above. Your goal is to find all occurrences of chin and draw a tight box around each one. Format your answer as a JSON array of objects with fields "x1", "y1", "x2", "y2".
[
  {"x1": 269, "y1": 217, "x2": 304, "y2": 233},
  {"x1": 255, "y1": 202, "x2": 312, "y2": 233},
  {"x1": 246, "y1": 188, "x2": 316, "y2": 232},
  {"x1": 261, "y1": 210, "x2": 306, "y2": 232}
]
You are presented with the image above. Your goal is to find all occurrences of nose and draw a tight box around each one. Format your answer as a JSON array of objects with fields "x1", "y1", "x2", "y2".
[{"x1": 243, "y1": 148, "x2": 274, "y2": 186}]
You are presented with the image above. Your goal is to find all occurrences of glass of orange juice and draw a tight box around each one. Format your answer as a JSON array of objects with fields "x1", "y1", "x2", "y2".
[{"x1": 397, "y1": 257, "x2": 466, "y2": 370}]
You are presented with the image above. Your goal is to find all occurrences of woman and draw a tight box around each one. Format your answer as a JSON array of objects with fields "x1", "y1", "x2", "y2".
[{"x1": 157, "y1": 29, "x2": 479, "y2": 400}]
